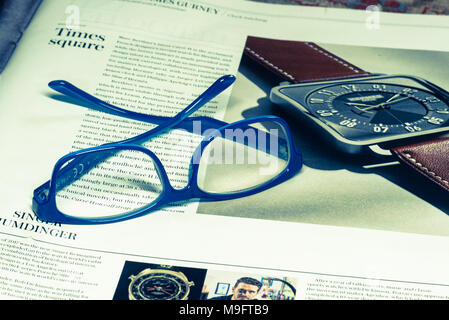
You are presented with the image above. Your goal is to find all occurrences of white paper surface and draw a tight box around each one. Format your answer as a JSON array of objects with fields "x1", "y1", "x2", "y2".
[{"x1": 0, "y1": 0, "x2": 448, "y2": 300}]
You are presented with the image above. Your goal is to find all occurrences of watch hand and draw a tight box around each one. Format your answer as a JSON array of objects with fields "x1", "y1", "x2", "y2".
[
  {"x1": 345, "y1": 102, "x2": 376, "y2": 114},
  {"x1": 379, "y1": 96, "x2": 410, "y2": 106},
  {"x1": 385, "y1": 93, "x2": 401, "y2": 103},
  {"x1": 345, "y1": 102, "x2": 377, "y2": 108},
  {"x1": 160, "y1": 288, "x2": 173, "y2": 295},
  {"x1": 347, "y1": 101, "x2": 397, "y2": 112},
  {"x1": 151, "y1": 285, "x2": 173, "y2": 295},
  {"x1": 360, "y1": 96, "x2": 411, "y2": 112},
  {"x1": 345, "y1": 95, "x2": 404, "y2": 108},
  {"x1": 360, "y1": 104, "x2": 383, "y2": 112},
  {"x1": 347, "y1": 95, "x2": 411, "y2": 112}
]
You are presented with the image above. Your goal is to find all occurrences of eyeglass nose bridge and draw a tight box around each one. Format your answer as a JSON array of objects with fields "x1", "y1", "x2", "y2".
[{"x1": 160, "y1": 184, "x2": 197, "y2": 203}]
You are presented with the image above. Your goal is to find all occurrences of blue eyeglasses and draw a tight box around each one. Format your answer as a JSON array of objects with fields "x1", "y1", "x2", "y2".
[{"x1": 32, "y1": 75, "x2": 302, "y2": 224}]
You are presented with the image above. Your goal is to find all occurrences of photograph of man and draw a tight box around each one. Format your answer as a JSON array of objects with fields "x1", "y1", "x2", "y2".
[{"x1": 208, "y1": 277, "x2": 262, "y2": 300}]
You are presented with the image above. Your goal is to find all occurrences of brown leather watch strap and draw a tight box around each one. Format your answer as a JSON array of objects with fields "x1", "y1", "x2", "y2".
[
  {"x1": 392, "y1": 138, "x2": 449, "y2": 192},
  {"x1": 244, "y1": 36, "x2": 371, "y2": 83},
  {"x1": 245, "y1": 35, "x2": 449, "y2": 193}
]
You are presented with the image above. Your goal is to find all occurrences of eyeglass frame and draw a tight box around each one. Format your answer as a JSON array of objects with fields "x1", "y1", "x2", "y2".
[{"x1": 32, "y1": 75, "x2": 303, "y2": 225}]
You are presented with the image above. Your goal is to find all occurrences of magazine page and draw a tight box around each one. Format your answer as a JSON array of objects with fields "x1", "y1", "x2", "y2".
[
  {"x1": 179, "y1": 0, "x2": 449, "y2": 51},
  {"x1": 0, "y1": 0, "x2": 449, "y2": 301},
  {"x1": 2, "y1": 232, "x2": 449, "y2": 300},
  {"x1": 0, "y1": 0, "x2": 246, "y2": 298},
  {"x1": 0, "y1": 0, "x2": 244, "y2": 238}
]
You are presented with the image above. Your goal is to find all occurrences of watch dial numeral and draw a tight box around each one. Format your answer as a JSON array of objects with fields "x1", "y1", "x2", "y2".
[
  {"x1": 310, "y1": 98, "x2": 325, "y2": 103},
  {"x1": 339, "y1": 119, "x2": 357, "y2": 128},
  {"x1": 425, "y1": 96, "x2": 440, "y2": 103},
  {"x1": 405, "y1": 125, "x2": 422, "y2": 132},
  {"x1": 436, "y1": 108, "x2": 449, "y2": 114},
  {"x1": 373, "y1": 125, "x2": 388, "y2": 133},
  {"x1": 341, "y1": 85, "x2": 358, "y2": 91},
  {"x1": 425, "y1": 116, "x2": 444, "y2": 125},
  {"x1": 316, "y1": 109, "x2": 334, "y2": 116},
  {"x1": 318, "y1": 89, "x2": 337, "y2": 96},
  {"x1": 373, "y1": 84, "x2": 386, "y2": 90},
  {"x1": 402, "y1": 88, "x2": 418, "y2": 94}
]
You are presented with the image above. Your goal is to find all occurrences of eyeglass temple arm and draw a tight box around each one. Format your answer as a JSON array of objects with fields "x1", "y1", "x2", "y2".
[
  {"x1": 48, "y1": 78, "x2": 291, "y2": 160},
  {"x1": 50, "y1": 75, "x2": 291, "y2": 181},
  {"x1": 111, "y1": 75, "x2": 236, "y2": 145},
  {"x1": 48, "y1": 80, "x2": 229, "y2": 132},
  {"x1": 46, "y1": 76, "x2": 236, "y2": 193}
]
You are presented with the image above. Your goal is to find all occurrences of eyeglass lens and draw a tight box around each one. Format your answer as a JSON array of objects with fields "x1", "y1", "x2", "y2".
[
  {"x1": 197, "y1": 120, "x2": 290, "y2": 194},
  {"x1": 54, "y1": 149, "x2": 163, "y2": 219}
]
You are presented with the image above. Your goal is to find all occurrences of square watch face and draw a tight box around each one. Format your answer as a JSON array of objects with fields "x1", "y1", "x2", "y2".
[{"x1": 272, "y1": 76, "x2": 449, "y2": 146}]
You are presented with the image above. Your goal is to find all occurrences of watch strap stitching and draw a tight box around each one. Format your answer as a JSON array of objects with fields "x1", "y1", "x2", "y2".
[
  {"x1": 244, "y1": 36, "x2": 371, "y2": 83},
  {"x1": 403, "y1": 153, "x2": 449, "y2": 186},
  {"x1": 244, "y1": 46, "x2": 296, "y2": 81},
  {"x1": 303, "y1": 42, "x2": 364, "y2": 75}
]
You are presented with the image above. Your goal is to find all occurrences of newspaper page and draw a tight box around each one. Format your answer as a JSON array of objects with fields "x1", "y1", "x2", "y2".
[{"x1": 0, "y1": 0, "x2": 448, "y2": 302}]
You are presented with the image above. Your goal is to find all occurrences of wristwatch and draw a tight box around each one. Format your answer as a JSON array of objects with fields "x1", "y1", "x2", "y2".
[
  {"x1": 244, "y1": 36, "x2": 449, "y2": 193},
  {"x1": 128, "y1": 266, "x2": 195, "y2": 300}
]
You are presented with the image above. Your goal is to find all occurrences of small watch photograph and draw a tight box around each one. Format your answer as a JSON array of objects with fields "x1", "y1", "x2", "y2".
[
  {"x1": 197, "y1": 36, "x2": 449, "y2": 237},
  {"x1": 112, "y1": 261, "x2": 207, "y2": 300}
]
